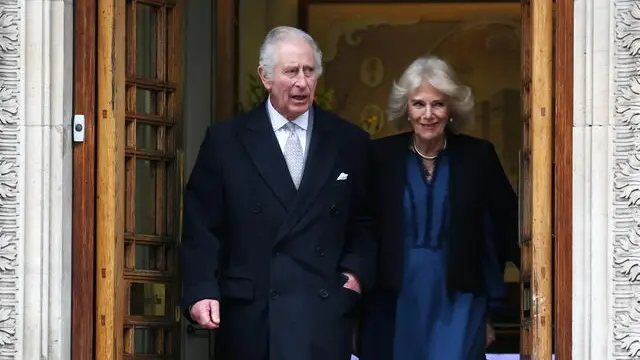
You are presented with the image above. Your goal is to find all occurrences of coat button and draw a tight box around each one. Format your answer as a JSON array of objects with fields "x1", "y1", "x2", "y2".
[
  {"x1": 270, "y1": 289, "x2": 279, "y2": 299},
  {"x1": 329, "y1": 204, "x2": 339, "y2": 215},
  {"x1": 315, "y1": 246, "x2": 326, "y2": 257},
  {"x1": 318, "y1": 288, "x2": 329, "y2": 299},
  {"x1": 251, "y1": 203, "x2": 262, "y2": 214}
]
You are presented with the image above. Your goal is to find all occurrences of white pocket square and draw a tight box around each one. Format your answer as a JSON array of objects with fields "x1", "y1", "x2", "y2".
[{"x1": 337, "y1": 172, "x2": 349, "y2": 181}]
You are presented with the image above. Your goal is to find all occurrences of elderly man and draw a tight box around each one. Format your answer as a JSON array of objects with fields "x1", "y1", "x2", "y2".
[{"x1": 181, "y1": 26, "x2": 375, "y2": 360}]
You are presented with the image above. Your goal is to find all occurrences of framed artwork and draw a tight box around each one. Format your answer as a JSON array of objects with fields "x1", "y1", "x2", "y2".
[{"x1": 298, "y1": 0, "x2": 523, "y2": 190}]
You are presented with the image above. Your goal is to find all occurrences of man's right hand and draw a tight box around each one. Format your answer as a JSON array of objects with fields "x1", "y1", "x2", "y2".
[{"x1": 189, "y1": 299, "x2": 220, "y2": 329}]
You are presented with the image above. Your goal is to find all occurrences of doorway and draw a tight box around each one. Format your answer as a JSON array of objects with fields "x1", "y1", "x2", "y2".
[
  {"x1": 71, "y1": 0, "x2": 572, "y2": 359},
  {"x1": 293, "y1": 2, "x2": 524, "y2": 354}
]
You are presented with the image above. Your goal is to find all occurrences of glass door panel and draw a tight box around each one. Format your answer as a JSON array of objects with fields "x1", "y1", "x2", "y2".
[{"x1": 124, "y1": 0, "x2": 181, "y2": 358}]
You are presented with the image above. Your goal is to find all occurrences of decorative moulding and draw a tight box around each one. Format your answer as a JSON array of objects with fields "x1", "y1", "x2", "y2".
[
  {"x1": 613, "y1": 1, "x2": 640, "y2": 358},
  {"x1": 0, "y1": 0, "x2": 21, "y2": 358}
]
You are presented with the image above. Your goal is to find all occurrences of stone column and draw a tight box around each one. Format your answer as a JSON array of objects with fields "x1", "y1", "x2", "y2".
[
  {"x1": 574, "y1": 0, "x2": 640, "y2": 359},
  {"x1": 0, "y1": 0, "x2": 73, "y2": 358},
  {"x1": 611, "y1": 1, "x2": 640, "y2": 359},
  {"x1": 0, "y1": 0, "x2": 21, "y2": 356},
  {"x1": 572, "y1": 0, "x2": 612, "y2": 357}
]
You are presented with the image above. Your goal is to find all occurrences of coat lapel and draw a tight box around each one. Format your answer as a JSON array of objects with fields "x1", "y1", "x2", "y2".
[
  {"x1": 373, "y1": 132, "x2": 411, "y2": 275},
  {"x1": 446, "y1": 133, "x2": 466, "y2": 225},
  {"x1": 295, "y1": 107, "x2": 339, "y2": 211},
  {"x1": 384, "y1": 132, "x2": 411, "y2": 205},
  {"x1": 385, "y1": 132, "x2": 411, "y2": 234},
  {"x1": 273, "y1": 106, "x2": 340, "y2": 245},
  {"x1": 241, "y1": 103, "x2": 297, "y2": 210}
]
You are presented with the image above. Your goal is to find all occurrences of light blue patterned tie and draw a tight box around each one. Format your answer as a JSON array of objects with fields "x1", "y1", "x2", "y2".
[{"x1": 283, "y1": 122, "x2": 304, "y2": 188}]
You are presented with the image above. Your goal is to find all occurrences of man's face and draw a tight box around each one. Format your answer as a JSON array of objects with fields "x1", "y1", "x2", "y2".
[{"x1": 259, "y1": 38, "x2": 318, "y2": 120}]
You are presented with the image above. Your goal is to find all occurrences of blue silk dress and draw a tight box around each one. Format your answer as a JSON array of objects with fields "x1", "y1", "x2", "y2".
[{"x1": 360, "y1": 151, "x2": 506, "y2": 360}]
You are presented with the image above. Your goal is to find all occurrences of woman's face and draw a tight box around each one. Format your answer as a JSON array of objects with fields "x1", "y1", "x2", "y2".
[{"x1": 407, "y1": 83, "x2": 450, "y2": 143}]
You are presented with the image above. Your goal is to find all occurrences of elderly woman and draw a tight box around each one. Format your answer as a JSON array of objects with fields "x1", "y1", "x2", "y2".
[{"x1": 358, "y1": 56, "x2": 520, "y2": 360}]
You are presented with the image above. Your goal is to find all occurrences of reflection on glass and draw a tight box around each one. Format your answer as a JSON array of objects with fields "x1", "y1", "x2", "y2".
[
  {"x1": 136, "y1": 89, "x2": 159, "y2": 115},
  {"x1": 137, "y1": 123, "x2": 157, "y2": 150},
  {"x1": 134, "y1": 327, "x2": 157, "y2": 354},
  {"x1": 135, "y1": 244, "x2": 161, "y2": 270},
  {"x1": 130, "y1": 282, "x2": 166, "y2": 317},
  {"x1": 135, "y1": 159, "x2": 156, "y2": 234},
  {"x1": 136, "y1": 4, "x2": 158, "y2": 79}
]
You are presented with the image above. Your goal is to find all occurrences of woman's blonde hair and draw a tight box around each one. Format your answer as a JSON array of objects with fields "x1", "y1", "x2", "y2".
[{"x1": 388, "y1": 55, "x2": 474, "y2": 133}]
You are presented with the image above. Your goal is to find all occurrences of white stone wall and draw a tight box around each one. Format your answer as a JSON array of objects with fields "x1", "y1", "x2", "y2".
[
  {"x1": 573, "y1": 0, "x2": 640, "y2": 359},
  {"x1": 572, "y1": 0, "x2": 613, "y2": 358},
  {"x1": 612, "y1": 1, "x2": 640, "y2": 359},
  {"x1": 0, "y1": 0, "x2": 638, "y2": 359},
  {"x1": 0, "y1": 0, "x2": 73, "y2": 359},
  {"x1": 0, "y1": 0, "x2": 22, "y2": 356}
]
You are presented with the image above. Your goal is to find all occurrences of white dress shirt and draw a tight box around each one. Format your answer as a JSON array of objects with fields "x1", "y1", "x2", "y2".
[{"x1": 267, "y1": 97, "x2": 312, "y2": 159}]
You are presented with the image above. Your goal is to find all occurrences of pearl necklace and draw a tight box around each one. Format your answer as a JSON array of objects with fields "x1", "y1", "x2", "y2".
[{"x1": 412, "y1": 137, "x2": 447, "y2": 160}]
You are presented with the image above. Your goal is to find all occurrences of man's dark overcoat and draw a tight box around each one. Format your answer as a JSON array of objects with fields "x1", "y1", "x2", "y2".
[{"x1": 181, "y1": 102, "x2": 375, "y2": 360}]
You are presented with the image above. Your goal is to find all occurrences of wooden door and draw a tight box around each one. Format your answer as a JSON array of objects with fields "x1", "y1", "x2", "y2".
[
  {"x1": 554, "y1": 0, "x2": 574, "y2": 358},
  {"x1": 519, "y1": 0, "x2": 533, "y2": 357},
  {"x1": 520, "y1": 0, "x2": 555, "y2": 358},
  {"x1": 72, "y1": 0, "x2": 97, "y2": 358},
  {"x1": 123, "y1": 0, "x2": 183, "y2": 357},
  {"x1": 95, "y1": 0, "x2": 183, "y2": 358}
]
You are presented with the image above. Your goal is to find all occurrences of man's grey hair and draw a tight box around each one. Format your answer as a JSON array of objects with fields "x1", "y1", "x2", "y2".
[
  {"x1": 388, "y1": 55, "x2": 474, "y2": 133},
  {"x1": 259, "y1": 26, "x2": 324, "y2": 80}
]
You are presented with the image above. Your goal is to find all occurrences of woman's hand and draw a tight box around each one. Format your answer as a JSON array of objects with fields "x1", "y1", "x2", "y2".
[{"x1": 486, "y1": 317, "x2": 496, "y2": 348}]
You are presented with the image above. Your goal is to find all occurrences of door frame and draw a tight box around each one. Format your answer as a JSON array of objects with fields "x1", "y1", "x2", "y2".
[
  {"x1": 554, "y1": 0, "x2": 573, "y2": 358},
  {"x1": 71, "y1": 0, "x2": 97, "y2": 358},
  {"x1": 71, "y1": 0, "x2": 572, "y2": 359}
]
